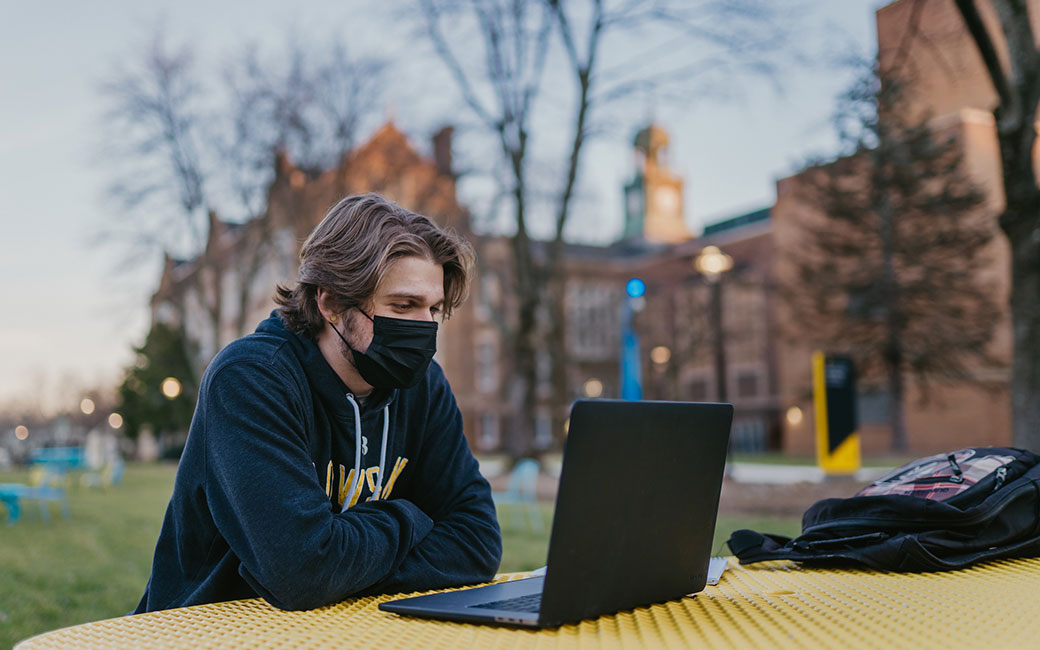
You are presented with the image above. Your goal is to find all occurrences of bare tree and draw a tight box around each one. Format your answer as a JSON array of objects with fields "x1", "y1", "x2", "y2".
[
  {"x1": 99, "y1": 30, "x2": 228, "y2": 359},
  {"x1": 100, "y1": 29, "x2": 211, "y2": 260},
  {"x1": 219, "y1": 37, "x2": 386, "y2": 339},
  {"x1": 222, "y1": 37, "x2": 387, "y2": 207},
  {"x1": 417, "y1": 0, "x2": 788, "y2": 458},
  {"x1": 787, "y1": 65, "x2": 999, "y2": 452},
  {"x1": 99, "y1": 28, "x2": 387, "y2": 365},
  {"x1": 951, "y1": 0, "x2": 1040, "y2": 450}
]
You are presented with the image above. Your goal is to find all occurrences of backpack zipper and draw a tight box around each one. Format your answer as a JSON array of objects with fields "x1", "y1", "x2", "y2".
[
  {"x1": 947, "y1": 454, "x2": 965, "y2": 483},
  {"x1": 802, "y1": 477, "x2": 1030, "y2": 535},
  {"x1": 993, "y1": 466, "x2": 1008, "y2": 491}
]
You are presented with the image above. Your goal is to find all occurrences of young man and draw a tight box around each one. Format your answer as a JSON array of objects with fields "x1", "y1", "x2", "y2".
[{"x1": 134, "y1": 194, "x2": 501, "y2": 613}]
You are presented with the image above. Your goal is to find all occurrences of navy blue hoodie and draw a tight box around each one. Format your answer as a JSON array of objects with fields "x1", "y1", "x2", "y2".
[{"x1": 134, "y1": 313, "x2": 502, "y2": 612}]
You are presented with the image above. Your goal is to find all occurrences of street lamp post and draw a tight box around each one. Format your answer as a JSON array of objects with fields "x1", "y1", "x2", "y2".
[
  {"x1": 694, "y1": 246, "x2": 733, "y2": 404},
  {"x1": 621, "y1": 278, "x2": 646, "y2": 400}
]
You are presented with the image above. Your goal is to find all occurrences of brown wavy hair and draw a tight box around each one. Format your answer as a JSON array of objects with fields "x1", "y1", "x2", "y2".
[{"x1": 275, "y1": 193, "x2": 475, "y2": 338}]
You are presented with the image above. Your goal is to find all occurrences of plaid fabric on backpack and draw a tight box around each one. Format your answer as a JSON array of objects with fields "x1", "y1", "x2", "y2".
[{"x1": 727, "y1": 447, "x2": 1040, "y2": 572}]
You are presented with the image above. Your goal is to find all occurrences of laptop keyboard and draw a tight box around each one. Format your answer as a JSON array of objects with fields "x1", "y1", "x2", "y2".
[{"x1": 470, "y1": 592, "x2": 542, "y2": 612}]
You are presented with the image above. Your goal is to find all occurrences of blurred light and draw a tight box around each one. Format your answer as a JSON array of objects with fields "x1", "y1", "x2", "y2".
[
  {"x1": 161, "y1": 377, "x2": 183, "y2": 399},
  {"x1": 625, "y1": 277, "x2": 646, "y2": 298},
  {"x1": 80, "y1": 398, "x2": 95, "y2": 415},
  {"x1": 786, "y1": 406, "x2": 804, "y2": 426},
  {"x1": 693, "y1": 245, "x2": 733, "y2": 280},
  {"x1": 650, "y1": 345, "x2": 672, "y2": 365},
  {"x1": 109, "y1": 413, "x2": 124, "y2": 429},
  {"x1": 15, "y1": 425, "x2": 28, "y2": 441},
  {"x1": 583, "y1": 378, "x2": 603, "y2": 398},
  {"x1": 563, "y1": 418, "x2": 570, "y2": 436}
]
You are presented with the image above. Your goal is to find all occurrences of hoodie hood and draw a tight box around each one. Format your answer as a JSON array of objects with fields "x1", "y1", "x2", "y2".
[{"x1": 257, "y1": 312, "x2": 397, "y2": 415}]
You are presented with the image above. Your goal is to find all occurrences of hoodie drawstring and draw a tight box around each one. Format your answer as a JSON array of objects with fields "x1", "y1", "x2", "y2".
[
  {"x1": 341, "y1": 394, "x2": 390, "y2": 513},
  {"x1": 374, "y1": 406, "x2": 390, "y2": 499}
]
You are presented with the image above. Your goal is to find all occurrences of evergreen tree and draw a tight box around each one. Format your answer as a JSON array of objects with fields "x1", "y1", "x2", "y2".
[
  {"x1": 117, "y1": 323, "x2": 198, "y2": 442},
  {"x1": 787, "y1": 66, "x2": 1000, "y2": 451}
]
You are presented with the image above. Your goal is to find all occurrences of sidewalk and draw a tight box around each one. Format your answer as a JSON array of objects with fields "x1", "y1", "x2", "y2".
[
  {"x1": 482, "y1": 455, "x2": 890, "y2": 487},
  {"x1": 726, "y1": 462, "x2": 890, "y2": 485}
]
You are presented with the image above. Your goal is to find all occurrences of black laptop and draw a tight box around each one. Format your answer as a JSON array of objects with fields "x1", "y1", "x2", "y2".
[{"x1": 380, "y1": 399, "x2": 733, "y2": 628}]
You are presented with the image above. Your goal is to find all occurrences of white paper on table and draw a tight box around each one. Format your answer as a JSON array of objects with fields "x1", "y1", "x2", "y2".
[{"x1": 705, "y1": 556, "x2": 728, "y2": 586}]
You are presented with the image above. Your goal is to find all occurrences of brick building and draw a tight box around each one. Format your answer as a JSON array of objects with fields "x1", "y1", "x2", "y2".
[
  {"x1": 149, "y1": 115, "x2": 785, "y2": 453},
  {"x1": 150, "y1": 122, "x2": 476, "y2": 426},
  {"x1": 605, "y1": 0, "x2": 1022, "y2": 455},
  {"x1": 771, "y1": 0, "x2": 1022, "y2": 454},
  {"x1": 149, "y1": 0, "x2": 1026, "y2": 456}
]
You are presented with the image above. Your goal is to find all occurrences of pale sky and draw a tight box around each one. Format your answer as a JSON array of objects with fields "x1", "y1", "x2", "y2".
[{"x1": 0, "y1": 1, "x2": 882, "y2": 413}]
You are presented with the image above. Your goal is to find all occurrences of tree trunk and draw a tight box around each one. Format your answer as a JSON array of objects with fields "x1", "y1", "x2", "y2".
[
  {"x1": 888, "y1": 359, "x2": 908, "y2": 452},
  {"x1": 709, "y1": 280, "x2": 728, "y2": 403},
  {"x1": 498, "y1": 123, "x2": 543, "y2": 461},
  {"x1": 1002, "y1": 202, "x2": 1040, "y2": 449},
  {"x1": 547, "y1": 275, "x2": 571, "y2": 445},
  {"x1": 953, "y1": 0, "x2": 1040, "y2": 450},
  {"x1": 994, "y1": 103, "x2": 1040, "y2": 450},
  {"x1": 877, "y1": 184, "x2": 908, "y2": 452},
  {"x1": 506, "y1": 294, "x2": 540, "y2": 460}
]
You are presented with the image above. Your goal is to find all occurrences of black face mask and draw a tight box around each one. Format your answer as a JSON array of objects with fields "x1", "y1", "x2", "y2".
[{"x1": 330, "y1": 309, "x2": 438, "y2": 389}]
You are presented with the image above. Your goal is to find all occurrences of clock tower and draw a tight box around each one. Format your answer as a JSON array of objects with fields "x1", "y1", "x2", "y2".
[{"x1": 622, "y1": 124, "x2": 690, "y2": 244}]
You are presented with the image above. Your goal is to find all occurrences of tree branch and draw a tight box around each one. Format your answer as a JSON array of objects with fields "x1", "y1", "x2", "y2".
[
  {"x1": 993, "y1": 0, "x2": 1040, "y2": 127},
  {"x1": 953, "y1": 0, "x2": 1015, "y2": 110},
  {"x1": 418, "y1": 0, "x2": 500, "y2": 130}
]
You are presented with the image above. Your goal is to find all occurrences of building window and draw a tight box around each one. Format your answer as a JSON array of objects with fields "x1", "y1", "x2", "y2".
[
  {"x1": 479, "y1": 412, "x2": 500, "y2": 450},
  {"x1": 688, "y1": 377, "x2": 710, "y2": 402},
  {"x1": 536, "y1": 351, "x2": 552, "y2": 392},
  {"x1": 476, "y1": 341, "x2": 498, "y2": 393},
  {"x1": 476, "y1": 273, "x2": 500, "y2": 321},
  {"x1": 534, "y1": 412, "x2": 553, "y2": 449},
  {"x1": 736, "y1": 372, "x2": 759, "y2": 398},
  {"x1": 568, "y1": 283, "x2": 621, "y2": 360},
  {"x1": 731, "y1": 417, "x2": 767, "y2": 453}
]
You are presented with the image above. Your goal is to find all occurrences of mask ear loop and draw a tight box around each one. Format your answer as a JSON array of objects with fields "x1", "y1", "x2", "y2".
[
  {"x1": 328, "y1": 318, "x2": 363, "y2": 357},
  {"x1": 351, "y1": 304, "x2": 375, "y2": 322}
]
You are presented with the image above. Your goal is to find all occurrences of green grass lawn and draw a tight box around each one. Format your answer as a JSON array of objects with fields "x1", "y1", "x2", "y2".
[
  {"x1": 0, "y1": 463, "x2": 174, "y2": 649},
  {"x1": 496, "y1": 505, "x2": 800, "y2": 571},
  {"x1": 0, "y1": 463, "x2": 800, "y2": 649}
]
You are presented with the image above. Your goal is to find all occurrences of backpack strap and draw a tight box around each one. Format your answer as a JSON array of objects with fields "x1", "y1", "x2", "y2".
[
  {"x1": 727, "y1": 529, "x2": 796, "y2": 562},
  {"x1": 728, "y1": 529, "x2": 894, "y2": 566}
]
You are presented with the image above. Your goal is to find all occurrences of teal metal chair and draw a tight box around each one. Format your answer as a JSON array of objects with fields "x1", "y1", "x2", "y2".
[{"x1": 0, "y1": 483, "x2": 69, "y2": 524}]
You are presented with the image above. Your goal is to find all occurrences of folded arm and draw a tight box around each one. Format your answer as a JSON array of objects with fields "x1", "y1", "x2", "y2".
[
  {"x1": 360, "y1": 371, "x2": 502, "y2": 595},
  {"x1": 202, "y1": 361, "x2": 434, "y2": 610}
]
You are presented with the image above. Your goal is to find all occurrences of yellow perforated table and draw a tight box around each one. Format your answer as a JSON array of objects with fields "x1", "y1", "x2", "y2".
[{"x1": 16, "y1": 557, "x2": 1040, "y2": 649}]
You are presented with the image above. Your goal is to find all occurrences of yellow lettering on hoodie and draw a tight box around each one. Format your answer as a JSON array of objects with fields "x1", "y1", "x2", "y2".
[
  {"x1": 337, "y1": 465, "x2": 351, "y2": 507},
  {"x1": 365, "y1": 466, "x2": 381, "y2": 500},
  {"x1": 347, "y1": 470, "x2": 365, "y2": 508},
  {"x1": 381, "y1": 457, "x2": 409, "y2": 499},
  {"x1": 325, "y1": 461, "x2": 334, "y2": 499}
]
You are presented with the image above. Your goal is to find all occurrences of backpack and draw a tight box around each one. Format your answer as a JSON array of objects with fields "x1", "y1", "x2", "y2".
[{"x1": 727, "y1": 446, "x2": 1040, "y2": 572}]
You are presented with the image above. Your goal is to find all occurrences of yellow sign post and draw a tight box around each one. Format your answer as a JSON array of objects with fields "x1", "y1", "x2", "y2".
[{"x1": 812, "y1": 350, "x2": 861, "y2": 476}]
